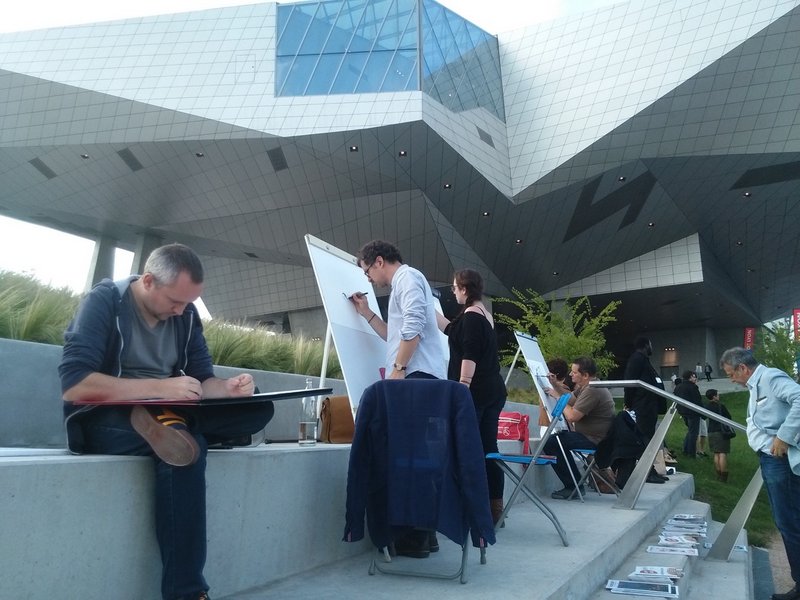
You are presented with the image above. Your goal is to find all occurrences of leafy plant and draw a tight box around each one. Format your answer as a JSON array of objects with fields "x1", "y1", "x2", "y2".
[
  {"x1": 495, "y1": 289, "x2": 620, "y2": 377},
  {"x1": 753, "y1": 319, "x2": 800, "y2": 379}
]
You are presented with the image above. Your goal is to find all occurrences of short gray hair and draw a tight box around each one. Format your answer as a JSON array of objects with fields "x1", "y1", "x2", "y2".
[
  {"x1": 143, "y1": 243, "x2": 204, "y2": 286},
  {"x1": 719, "y1": 347, "x2": 758, "y2": 371}
]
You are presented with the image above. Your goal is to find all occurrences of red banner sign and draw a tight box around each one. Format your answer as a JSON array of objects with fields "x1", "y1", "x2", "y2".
[
  {"x1": 794, "y1": 309, "x2": 800, "y2": 341},
  {"x1": 744, "y1": 327, "x2": 756, "y2": 349}
]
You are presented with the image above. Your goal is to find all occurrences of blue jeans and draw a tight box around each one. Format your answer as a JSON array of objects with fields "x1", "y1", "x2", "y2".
[
  {"x1": 78, "y1": 402, "x2": 274, "y2": 599},
  {"x1": 760, "y1": 452, "x2": 800, "y2": 585},
  {"x1": 543, "y1": 431, "x2": 596, "y2": 489}
]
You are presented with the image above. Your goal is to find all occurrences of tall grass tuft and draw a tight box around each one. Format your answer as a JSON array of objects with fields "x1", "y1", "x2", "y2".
[
  {"x1": 0, "y1": 270, "x2": 335, "y2": 379},
  {"x1": 0, "y1": 271, "x2": 79, "y2": 344}
]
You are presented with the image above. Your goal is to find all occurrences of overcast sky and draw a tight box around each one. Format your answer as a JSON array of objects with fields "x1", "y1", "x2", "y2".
[{"x1": 0, "y1": 0, "x2": 613, "y2": 295}]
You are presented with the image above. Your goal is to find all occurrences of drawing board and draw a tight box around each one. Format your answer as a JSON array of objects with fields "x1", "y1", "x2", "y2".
[
  {"x1": 306, "y1": 235, "x2": 386, "y2": 408},
  {"x1": 513, "y1": 331, "x2": 566, "y2": 430},
  {"x1": 305, "y1": 234, "x2": 451, "y2": 409},
  {"x1": 69, "y1": 387, "x2": 333, "y2": 406}
]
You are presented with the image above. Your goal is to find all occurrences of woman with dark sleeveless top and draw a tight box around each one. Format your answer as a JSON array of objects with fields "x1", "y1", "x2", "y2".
[{"x1": 438, "y1": 269, "x2": 507, "y2": 524}]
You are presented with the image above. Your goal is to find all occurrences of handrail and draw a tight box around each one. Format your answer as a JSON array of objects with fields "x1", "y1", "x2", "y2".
[{"x1": 587, "y1": 379, "x2": 759, "y2": 562}]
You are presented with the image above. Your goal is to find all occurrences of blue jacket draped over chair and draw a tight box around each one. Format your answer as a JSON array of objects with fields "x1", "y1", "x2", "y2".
[{"x1": 343, "y1": 379, "x2": 496, "y2": 550}]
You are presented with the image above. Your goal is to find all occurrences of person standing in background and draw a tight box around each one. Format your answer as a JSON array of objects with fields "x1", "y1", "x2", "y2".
[
  {"x1": 623, "y1": 336, "x2": 668, "y2": 483},
  {"x1": 675, "y1": 370, "x2": 703, "y2": 458},
  {"x1": 438, "y1": 269, "x2": 506, "y2": 524},
  {"x1": 705, "y1": 388, "x2": 732, "y2": 482}
]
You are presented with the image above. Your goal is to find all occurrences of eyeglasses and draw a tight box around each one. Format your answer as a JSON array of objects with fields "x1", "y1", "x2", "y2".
[
  {"x1": 362, "y1": 262, "x2": 376, "y2": 277},
  {"x1": 724, "y1": 365, "x2": 741, "y2": 379}
]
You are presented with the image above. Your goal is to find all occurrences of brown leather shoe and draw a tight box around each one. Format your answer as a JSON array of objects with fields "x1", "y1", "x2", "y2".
[
  {"x1": 490, "y1": 498, "x2": 505, "y2": 526},
  {"x1": 131, "y1": 405, "x2": 200, "y2": 467}
]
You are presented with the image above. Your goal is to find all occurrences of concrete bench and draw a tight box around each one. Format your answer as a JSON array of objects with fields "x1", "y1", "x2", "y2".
[{"x1": 0, "y1": 444, "x2": 370, "y2": 599}]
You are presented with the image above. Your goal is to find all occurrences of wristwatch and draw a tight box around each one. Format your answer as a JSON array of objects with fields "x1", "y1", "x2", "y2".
[{"x1": 393, "y1": 363, "x2": 407, "y2": 372}]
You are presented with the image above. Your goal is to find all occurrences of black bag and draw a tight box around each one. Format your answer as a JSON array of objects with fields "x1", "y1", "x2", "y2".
[{"x1": 721, "y1": 424, "x2": 736, "y2": 439}]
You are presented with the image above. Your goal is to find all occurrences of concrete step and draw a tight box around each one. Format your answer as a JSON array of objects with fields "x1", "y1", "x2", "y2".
[
  {"x1": 222, "y1": 473, "x2": 698, "y2": 600},
  {"x1": 587, "y1": 498, "x2": 752, "y2": 600}
]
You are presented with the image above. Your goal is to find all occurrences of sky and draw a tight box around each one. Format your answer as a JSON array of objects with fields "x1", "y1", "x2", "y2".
[{"x1": 0, "y1": 0, "x2": 610, "y2": 298}]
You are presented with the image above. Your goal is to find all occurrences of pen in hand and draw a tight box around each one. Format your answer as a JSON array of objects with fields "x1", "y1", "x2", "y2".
[{"x1": 344, "y1": 292, "x2": 369, "y2": 300}]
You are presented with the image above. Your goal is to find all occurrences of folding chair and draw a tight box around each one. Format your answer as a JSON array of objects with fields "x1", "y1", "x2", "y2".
[
  {"x1": 485, "y1": 393, "x2": 572, "y2": 546},
  {"x1": 344, "y1": 379, "x2": 496, "y2": 583},
  {"x1": 564, "y1": 447, "x2": 621, "y2": 500}
]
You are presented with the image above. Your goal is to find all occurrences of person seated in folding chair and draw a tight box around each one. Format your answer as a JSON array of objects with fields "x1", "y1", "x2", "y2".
[{"x1": 542, "y1": 356, "x2": 615, "y2": 500}]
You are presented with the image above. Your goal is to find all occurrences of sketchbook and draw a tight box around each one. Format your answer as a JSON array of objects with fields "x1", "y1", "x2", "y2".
[{"x1": 69, "y1": 387, "x2": 333, "y2": 406}]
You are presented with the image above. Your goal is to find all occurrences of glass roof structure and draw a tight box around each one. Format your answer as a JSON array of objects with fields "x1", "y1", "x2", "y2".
[{"x1": 276, "y1": 0, "x2": 505, "y2": 120}]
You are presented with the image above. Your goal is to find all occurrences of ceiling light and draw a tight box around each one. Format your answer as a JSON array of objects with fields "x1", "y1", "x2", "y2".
[
  {"x1": 552, "y1": 271, "x2": 559, "y2": 276},
  {"x1": 618, "y1": 176, "x2": 626, "y2": 182},
  {"x1": 443, "y1": 183, "x2": 452, "y2": 189},
  {"x1": 398, "y1": 150, "x2": 407, "y2": 157},
  {"x1": 647, "y1": 222, "x2": 655, "y2": 227},
  {"x1": 481, "y1": 211, "x2": 490, "y2": 217},
  {"x1": 515, "y1": 239, "x2": 523, "y2": 245},
  {"x1": 80, "y1": 154, "x2": 90, "y2": 159},
  {"x1": 195, "y1": 152, "x2": 204, "y2": 158},
  {"x1": 349, "y1": 145, "x2": 358, "y2": 152},
  {"x1": 747, "y1": 268, "x2": 755, "y2": 272},
  {"x1": 743, "y1": 191, "x2": 751, "y2": 197},
  {"x1": 736, "y1": 241, "x2": 743, "y2": 246}
]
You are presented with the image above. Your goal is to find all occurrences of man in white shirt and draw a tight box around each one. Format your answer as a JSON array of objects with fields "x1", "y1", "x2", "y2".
[
  {"x1": 350, "y1": 239, "x2": 445, "y2": 380},
  {"x1": 721, "y1": 347, "x2": 800, "y2": 600}
]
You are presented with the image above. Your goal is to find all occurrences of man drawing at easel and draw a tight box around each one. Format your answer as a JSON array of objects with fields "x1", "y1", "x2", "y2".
[
  {"x1": 348, "y1": 239, "x2": 447, "y2": 560},
  {"x1": 349, "y1": 239, "x2": 445, "y2": 381}
]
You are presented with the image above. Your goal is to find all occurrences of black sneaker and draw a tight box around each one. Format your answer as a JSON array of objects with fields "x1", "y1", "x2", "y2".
[
  {"x1": 551, "y1": 486, "x2": 583, "y2": 500},
  {"x1": 428, "y1": 532, "x2": 439, "y2": 553},
  {"x1": 393, "y1": 530, "x2": 430, "y2": 558}
]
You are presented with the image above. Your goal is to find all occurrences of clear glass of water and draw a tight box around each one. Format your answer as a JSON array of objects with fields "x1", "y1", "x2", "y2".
[{"x1": 299, "y1": 378, "x2": 317, "y2": 446}]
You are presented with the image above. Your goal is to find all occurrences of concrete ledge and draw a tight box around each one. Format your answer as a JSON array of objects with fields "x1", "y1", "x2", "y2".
[{"x1": 0, "y1": 443, "x2": 369, "y2": 599}]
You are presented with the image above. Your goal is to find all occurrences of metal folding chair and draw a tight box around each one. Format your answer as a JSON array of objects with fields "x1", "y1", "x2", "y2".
[
  {"x1": 485, "y1": 393, "x2": 572, "y2": 546},
  {"x1": 345, "y1": 379, "x2": 495, "y2": 583},
  {"x1": 565, "y1": 447, "x2": 621, "y2": 500}
]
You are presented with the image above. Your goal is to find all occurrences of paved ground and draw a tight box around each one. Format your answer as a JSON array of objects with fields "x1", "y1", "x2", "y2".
[{"x1": 769, "y1": 531, "x2": 794, "y2": 593}]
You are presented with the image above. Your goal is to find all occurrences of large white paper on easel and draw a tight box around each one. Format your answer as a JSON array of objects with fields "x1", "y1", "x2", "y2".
[
  {"x1": 513, "y1": 331, "x2": 567, "y2": 432},
  {"x1": 305, "y1": 234, "x2": 449, "y2": 409},
  {"x1": 306, "y1": 234, "x2": 385, "y2": 409}
]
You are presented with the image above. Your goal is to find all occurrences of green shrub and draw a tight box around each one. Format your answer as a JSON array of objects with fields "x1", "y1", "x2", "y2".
[{"x1": 495, "y1": 289, "x2": 620, "y2": 377}]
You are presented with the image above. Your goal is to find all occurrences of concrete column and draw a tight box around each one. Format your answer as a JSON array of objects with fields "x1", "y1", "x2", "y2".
[
  {"x1": 84, "y1": 235, "x2": 116, "y2": 291},
  {"x1": 131, "y1": 233, "x2": 163, "y2": 275}
]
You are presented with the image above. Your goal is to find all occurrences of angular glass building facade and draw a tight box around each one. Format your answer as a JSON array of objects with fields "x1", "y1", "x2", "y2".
[
  {"x1": 276, "y1": 0, "x2": 505, "y2": 120},
  {"x1": 1, "y1": 0, "x2": 800, "y2": 365}
]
